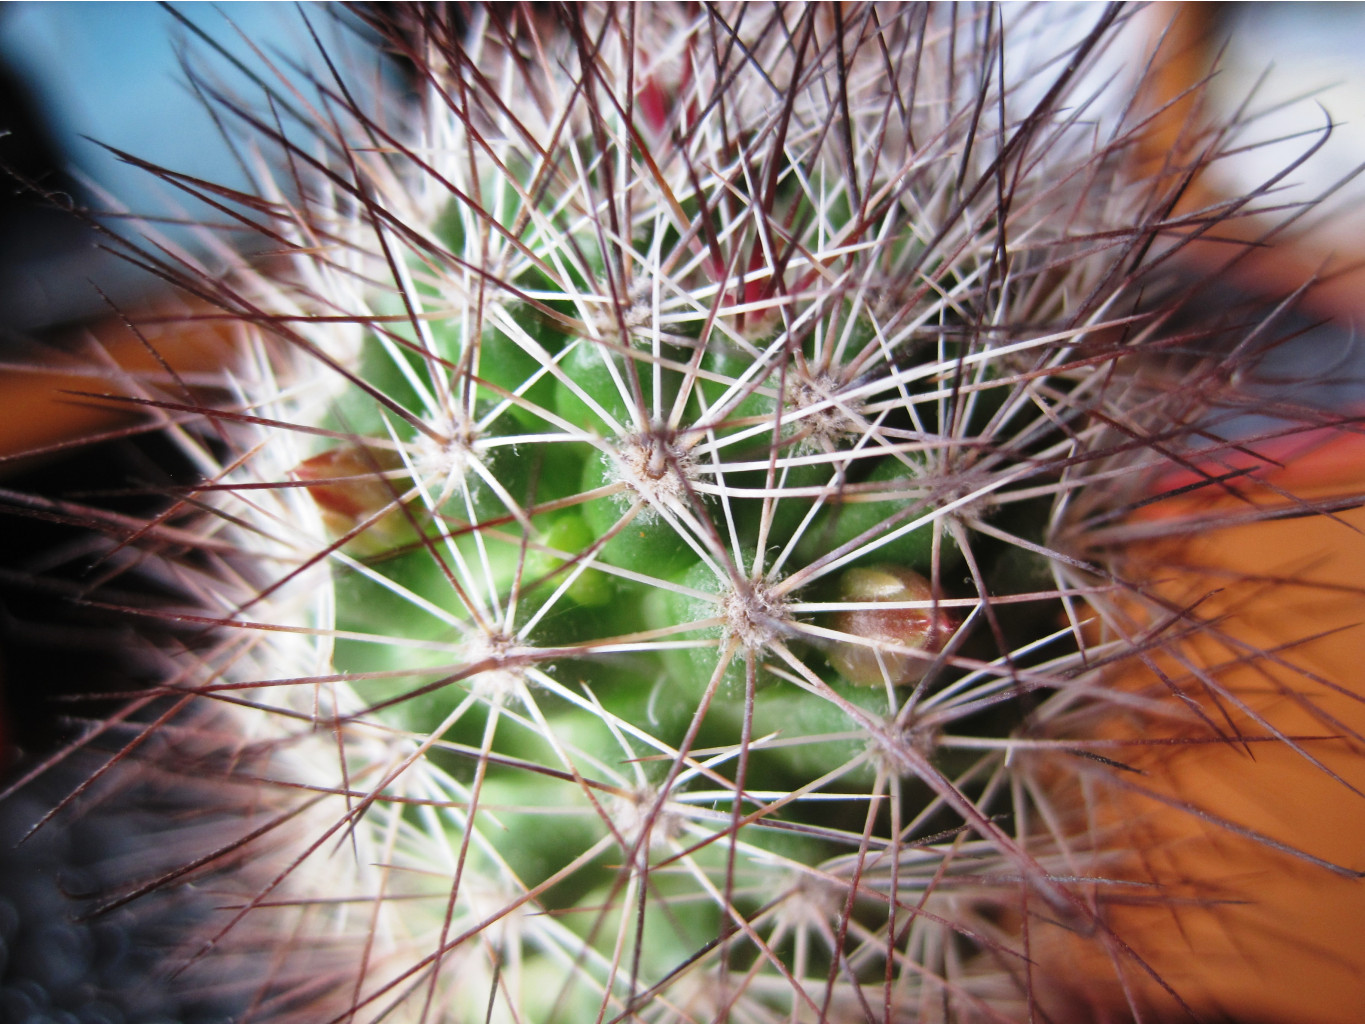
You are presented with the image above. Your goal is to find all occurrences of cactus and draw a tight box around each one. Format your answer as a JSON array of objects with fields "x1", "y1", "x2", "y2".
[{"x1": 6, "y1": 4, "x2": 1359, "y2": 1023}]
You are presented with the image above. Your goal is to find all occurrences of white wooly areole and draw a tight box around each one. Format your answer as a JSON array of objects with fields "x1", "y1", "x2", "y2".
[{"x1": 30, "y1": 4, "x2": 1359, "y2": 1023}]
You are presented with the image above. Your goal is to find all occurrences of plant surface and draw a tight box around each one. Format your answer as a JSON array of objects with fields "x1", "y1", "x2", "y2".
[{"x1": 5, "y1": 4, "x2": 1361, "y2": 1023}]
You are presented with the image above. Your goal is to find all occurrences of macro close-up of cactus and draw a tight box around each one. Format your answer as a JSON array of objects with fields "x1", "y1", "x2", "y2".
[{"x1": 4, "y1": 4, "x2": 1365, "y2": 1023}]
